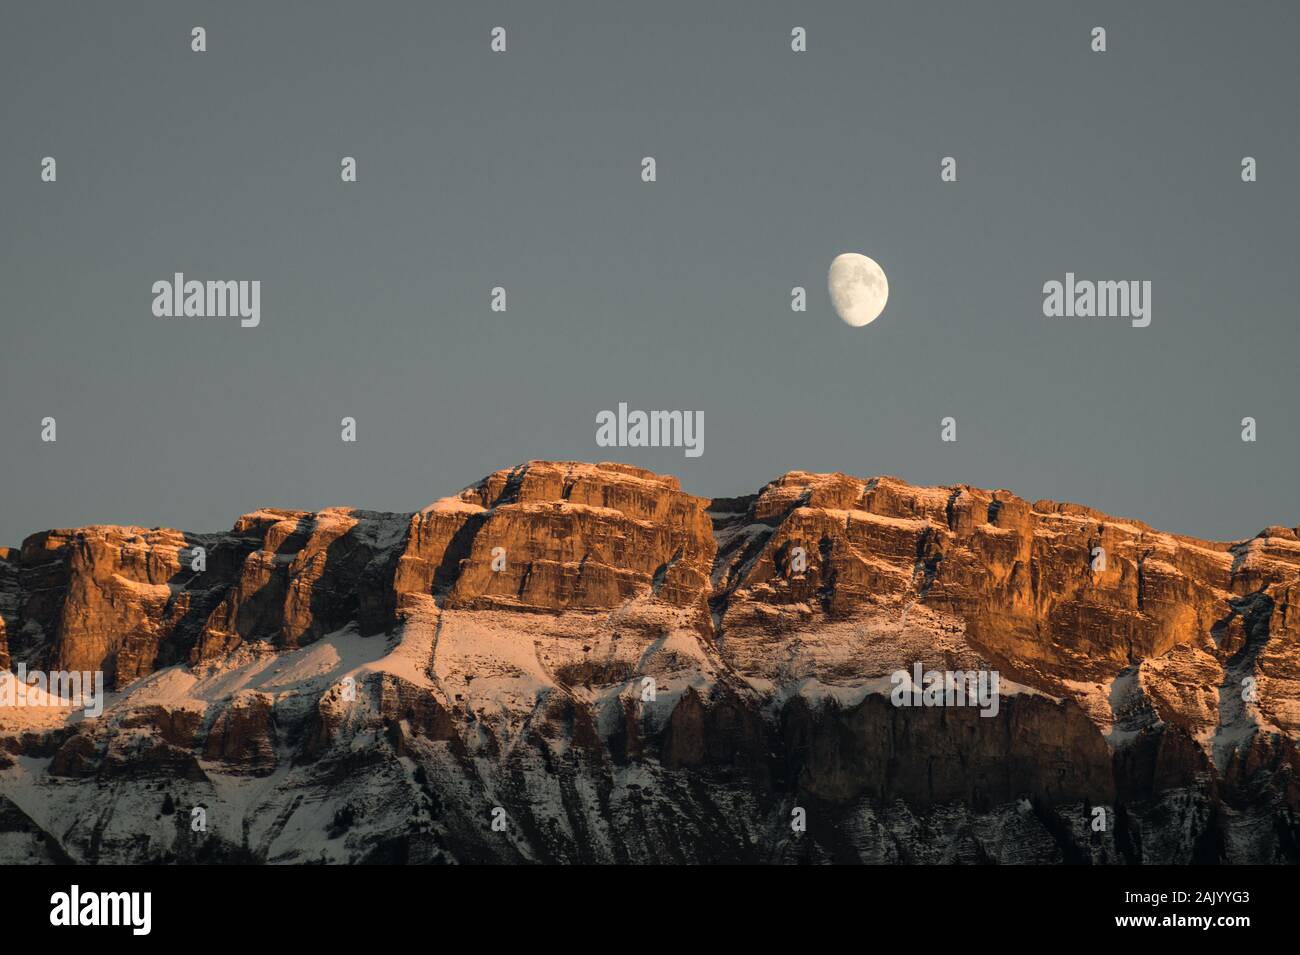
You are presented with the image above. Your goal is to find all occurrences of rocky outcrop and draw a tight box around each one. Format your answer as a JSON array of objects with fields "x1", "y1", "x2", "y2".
[
  {"x1": 395, "y1": 462, "x2": 713, "y2": 617},
  {"x1": 0, "y1": 461, "x2": 1296, "y2": 864}
]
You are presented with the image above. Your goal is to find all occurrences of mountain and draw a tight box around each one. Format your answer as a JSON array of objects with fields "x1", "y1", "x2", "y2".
[{"x1": 0, "y1": 460, "x2": 1296, "y2": 863}]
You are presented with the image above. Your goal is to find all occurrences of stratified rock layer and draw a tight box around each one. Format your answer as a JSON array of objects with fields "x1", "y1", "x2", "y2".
[{"x1": 0, "y1": 462, "x2": 1295, "y2": 864}]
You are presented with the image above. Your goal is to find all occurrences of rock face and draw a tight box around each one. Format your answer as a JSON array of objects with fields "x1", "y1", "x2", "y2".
[{"x1": 0, "y1": 461, "x2": 1296, "y2": 864}]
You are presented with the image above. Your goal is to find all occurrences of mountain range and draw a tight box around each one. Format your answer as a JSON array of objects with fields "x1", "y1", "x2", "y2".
[{"x1": 0, "y1": 460, "x2": 1296, "y2": 863}]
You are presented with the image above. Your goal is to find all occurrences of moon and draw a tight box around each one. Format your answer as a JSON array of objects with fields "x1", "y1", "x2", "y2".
[{"x1": 828, "y1": 253, "x2": 889, "y2": 327}]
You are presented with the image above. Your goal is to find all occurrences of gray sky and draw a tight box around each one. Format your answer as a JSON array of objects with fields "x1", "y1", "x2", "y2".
[{"x1": 2, "y1": 0, "x2": 1297, "y2": 545}]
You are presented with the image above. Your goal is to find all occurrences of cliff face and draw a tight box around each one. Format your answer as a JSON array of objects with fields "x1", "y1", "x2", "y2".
[{"x1": 0, "y1": 461, "x2": 1296, "y2": 864}]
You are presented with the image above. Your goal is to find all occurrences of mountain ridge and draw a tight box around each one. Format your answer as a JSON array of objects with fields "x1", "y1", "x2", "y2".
[{"x1": 0, "y1": 460, "x2": 1296, "y2": 863}]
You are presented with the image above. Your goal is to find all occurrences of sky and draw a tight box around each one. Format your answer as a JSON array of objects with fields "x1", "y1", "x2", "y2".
[{"x1": 2, "y1": 0, "x2": 1297, "y2": 545}]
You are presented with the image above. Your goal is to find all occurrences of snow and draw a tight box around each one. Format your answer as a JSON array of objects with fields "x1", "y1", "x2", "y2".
[
  {"x1": 421, "y1": 497, "x2": 487, "y2": 515},
  {"x1": 0, "y1": 671, "x2": 98, "y2": 730}
]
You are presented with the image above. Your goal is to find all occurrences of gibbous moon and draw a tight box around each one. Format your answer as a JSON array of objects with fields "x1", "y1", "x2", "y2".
[{"x1": 828, "y1": 253, "x2": 889, "y2": 327}]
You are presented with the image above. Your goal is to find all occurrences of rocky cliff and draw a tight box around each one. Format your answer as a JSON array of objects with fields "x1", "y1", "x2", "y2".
[{"x1": 0, "y1": 461, "x2": 1296, "y2": 864}]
